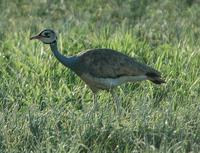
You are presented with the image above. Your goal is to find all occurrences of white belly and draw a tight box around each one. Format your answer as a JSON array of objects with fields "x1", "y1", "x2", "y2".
[
  {"x1": 80, "y1": 73, "x2": 147, "y2": 90},
  {"x1": 96, "y1": 75, "x2": 147, "y2": 88}
]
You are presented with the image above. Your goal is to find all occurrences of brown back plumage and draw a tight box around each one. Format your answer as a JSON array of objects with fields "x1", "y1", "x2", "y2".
[{"x1": 76, "y1": 48, "x2": 160, "y2": 78}]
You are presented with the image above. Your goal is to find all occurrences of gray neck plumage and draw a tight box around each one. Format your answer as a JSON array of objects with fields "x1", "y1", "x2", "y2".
[{"x1": 50, "y1": 41, "x2": 77, "y2": 68}]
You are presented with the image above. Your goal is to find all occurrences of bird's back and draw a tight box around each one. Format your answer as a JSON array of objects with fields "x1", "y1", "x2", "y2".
[{"x1": 75, "y1": 48, "x2": 160, "y2": 78}]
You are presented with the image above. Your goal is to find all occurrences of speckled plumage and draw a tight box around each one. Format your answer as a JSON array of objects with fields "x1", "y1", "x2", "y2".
[{"x1": 75, "y1": 48, "x2": 160, "y2": 77}]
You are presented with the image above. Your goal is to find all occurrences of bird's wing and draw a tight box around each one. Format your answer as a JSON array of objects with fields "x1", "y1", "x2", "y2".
[{"x1": 76, "y1": 48, "x2": 161, "y2": 78}]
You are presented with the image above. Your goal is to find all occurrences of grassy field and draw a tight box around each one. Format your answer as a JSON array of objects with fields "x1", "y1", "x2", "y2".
[{"x1": 0, "y1": 0, "x2": 200, "y2": 152}]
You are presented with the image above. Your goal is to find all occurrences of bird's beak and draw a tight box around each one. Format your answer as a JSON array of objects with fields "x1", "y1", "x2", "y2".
[{"x1": 30, "y1": 35, "x2": 43, "y2": 40}]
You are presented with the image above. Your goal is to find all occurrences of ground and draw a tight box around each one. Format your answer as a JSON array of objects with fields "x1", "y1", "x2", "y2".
[{"x1": 0, "y1": 0, "x2": 199, "y2": 152}]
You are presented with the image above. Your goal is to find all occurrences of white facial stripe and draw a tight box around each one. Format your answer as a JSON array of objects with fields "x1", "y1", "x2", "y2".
[{"x1": 38, "y1": 30, "x2": 57, "y2": 44}]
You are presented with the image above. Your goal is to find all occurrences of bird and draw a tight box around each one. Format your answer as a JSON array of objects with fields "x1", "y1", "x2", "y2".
[{"x1": 30, "y1": 29, "x2": 165, "y2": 114}]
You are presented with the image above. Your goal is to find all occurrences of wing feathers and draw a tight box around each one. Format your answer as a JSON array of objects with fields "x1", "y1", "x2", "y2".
[{"x1": 77, "y1": 49, "x2": 163, "y2": 82}]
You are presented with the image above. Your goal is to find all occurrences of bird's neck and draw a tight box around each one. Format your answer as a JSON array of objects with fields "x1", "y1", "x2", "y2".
[{"x1": 50, "y1": 41, "x2": 76, "y2": 68}]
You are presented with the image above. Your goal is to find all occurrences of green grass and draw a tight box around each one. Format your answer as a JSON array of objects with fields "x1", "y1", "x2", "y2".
[{"x1": 0, "y1": 0, "x2": 200, "y2": 152}]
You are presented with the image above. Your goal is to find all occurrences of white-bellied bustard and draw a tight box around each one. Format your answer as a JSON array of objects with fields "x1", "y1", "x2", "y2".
[{"x1": 30, "y1": 29, "x2": 165, "y2": 114}]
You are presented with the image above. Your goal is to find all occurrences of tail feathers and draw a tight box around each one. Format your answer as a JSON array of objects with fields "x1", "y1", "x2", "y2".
[
  {"x1": 146, "y1": 72, "x2": 165, "y2": 84},
  {"x1": 149, "y1": 77, "x2": 165, "y2": 84}
]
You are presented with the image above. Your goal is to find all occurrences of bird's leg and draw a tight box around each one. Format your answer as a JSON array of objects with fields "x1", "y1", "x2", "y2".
[
  {"x1": 92, "y1": 93, "x2": 98, "y2": 112},
  {"x1": 110, "y1": 89, "x2": 121, "y2": 116},
  {"x1": 87, "y1": 93, "x2": 98, "y2": 118}
]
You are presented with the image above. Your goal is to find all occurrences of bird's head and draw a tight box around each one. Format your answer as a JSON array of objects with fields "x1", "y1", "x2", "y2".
[{"x1": 30, "y1": 29, "x2": 57, "y2": 44}]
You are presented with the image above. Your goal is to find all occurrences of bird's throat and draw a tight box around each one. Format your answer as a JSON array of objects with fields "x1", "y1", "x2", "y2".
[{"x1": 49, "y1": 41, "x2": 77, "y2": 69}]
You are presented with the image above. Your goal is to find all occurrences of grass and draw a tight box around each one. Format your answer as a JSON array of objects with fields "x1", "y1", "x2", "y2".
[{"x1": 0, "y1": 0, "x2": 200, "y2": 152}]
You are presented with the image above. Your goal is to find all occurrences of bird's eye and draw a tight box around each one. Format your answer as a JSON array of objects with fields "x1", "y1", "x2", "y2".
[{"x1": 44, "y1": 32, "x2": 50, "y2": 38}]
